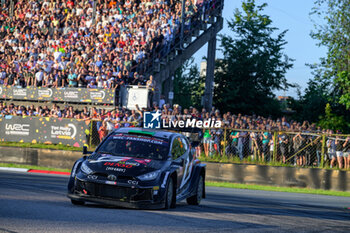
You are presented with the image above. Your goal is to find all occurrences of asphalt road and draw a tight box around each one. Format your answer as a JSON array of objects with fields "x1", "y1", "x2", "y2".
[{"x1": 0, "y1": 171, "x2": 349, "y2": 233}]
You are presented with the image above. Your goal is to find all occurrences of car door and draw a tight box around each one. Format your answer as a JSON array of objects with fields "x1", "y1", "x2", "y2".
[
  {"x1": 178, "y1": 136, "x2": 193, "y2": 191},
  {"x1": 171, "y1": 136, "x2": 186, "y2": 191}
]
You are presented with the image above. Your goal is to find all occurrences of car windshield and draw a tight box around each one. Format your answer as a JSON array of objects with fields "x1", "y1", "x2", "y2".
[{"x1": 96, "y1": 133, "x2": 169, "y2": 160}]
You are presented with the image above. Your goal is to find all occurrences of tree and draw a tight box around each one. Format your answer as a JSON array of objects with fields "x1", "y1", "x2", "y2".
[
  {"x1": 288, "y1": 78, "x2": 330, "y2": 123},
  {"x1": 318, "y1": 103, "x2": 349, "y2": 132},
  {"x1": 173, "y1": 58, "x2": 205, "y2": 109},
  {"x1": 214, "y1": 0, "x2": 293, "y2": 116},
  {"x1": 310, "y1": 0, "x2": 350, "y2": 109}
]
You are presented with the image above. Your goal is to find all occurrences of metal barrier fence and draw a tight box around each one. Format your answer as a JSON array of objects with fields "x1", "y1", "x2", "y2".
[
  {"x1": 88, "y1": 120, "x2": 140, "y2": 148},
  {"x1": 15, "y1": 118, "x2": 341, "y2": 170},
  {"x1": 0, "y1": 114, "x2": 347, "y2": 170},
  {"x1": 196, "y1": 128, "x2": 350, "y2": 169}
]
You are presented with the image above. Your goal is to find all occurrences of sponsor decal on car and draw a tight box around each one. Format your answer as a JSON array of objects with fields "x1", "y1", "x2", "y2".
[
  {"x1": 112, "y1": 135, "x2": 168, "y2": 145},
  {"x1": 105, "y1": 167, "x2": 126, "y2": 172},
  {"x1": 127, "y1": 180, "x2": 138, "y2": 185},
  {"x1": 104, "y1": 162, "x2": 133, "y2": 168},
  {"x1": 90, "y1": 156, "x2": 131, "y2": 163},
  {"x1": 90, "y1": 156, "x2": 152, "y2": 166}
]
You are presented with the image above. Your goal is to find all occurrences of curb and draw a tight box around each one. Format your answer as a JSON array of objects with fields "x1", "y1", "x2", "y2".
[
  {"x1": 28, "y1": 169, "x2": 70, "y2": 176},
  {"x1": 0, "y1": 167, "x2": 29, "y2": 172},
  {"x1": 0, "y1": 167, "x2": 70, "y2": 176}
]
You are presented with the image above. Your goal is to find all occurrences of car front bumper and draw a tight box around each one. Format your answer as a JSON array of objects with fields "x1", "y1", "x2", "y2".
[{"x1": 68, "y1": 179, "x2": 164, "y2": 209}]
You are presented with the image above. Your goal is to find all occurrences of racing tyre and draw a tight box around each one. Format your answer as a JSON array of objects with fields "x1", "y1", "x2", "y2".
[
  {"x1": 71, "y1": 199, "x2": 85, "y2": 205},
  {"x1": 186, "y1": 175, "x2": 204, "y2": 205},
  {"x1": 164, "y1": 178, "x2": 176, "y2": 209}
]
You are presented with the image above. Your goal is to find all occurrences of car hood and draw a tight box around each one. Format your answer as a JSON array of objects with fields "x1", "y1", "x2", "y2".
[{"x1": 86, "y1": 154, "x2": 166, "y2": 177}]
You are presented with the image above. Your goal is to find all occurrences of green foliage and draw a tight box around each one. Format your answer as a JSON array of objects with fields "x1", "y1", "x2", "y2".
[
  {"x1": 336, "y1": 71, "x2": 350, "y2": 109},
  {"x1": 288, "y1": 79, "x2": 330, "y2": 122},
  {"x1": 173, "y1": 58, "x2": 205, "y2": 109},
  {"x1": 214, "y1": 0, "x2": 293, "y2": 117},
  {"x1": 318, "y1": 103, "x2": 349, "y2": 131},
  {"x1": 206, "y1": 181, "x2": 350, "y2": 197},
  {"x1": 0, "y1": 141, "x2": 84, "y2": 151},
  {"x1": 310, "y1": 0, "x2": 350, "y2": 109}
]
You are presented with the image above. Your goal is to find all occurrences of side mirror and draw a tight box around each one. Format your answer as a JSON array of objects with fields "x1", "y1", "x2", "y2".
[{"x1": 83, "y1": 146, "x2": 92, "y2": 155}]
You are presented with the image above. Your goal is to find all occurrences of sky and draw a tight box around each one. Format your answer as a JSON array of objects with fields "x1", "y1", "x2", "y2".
[{"x1": 194, "y1": 0, "x2": 327, "y2": 97}]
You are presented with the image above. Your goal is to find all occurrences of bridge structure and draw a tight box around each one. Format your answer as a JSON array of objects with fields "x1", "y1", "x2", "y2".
[{"x1": 147, "y1": 0, "x2": 224, "y2": 110}]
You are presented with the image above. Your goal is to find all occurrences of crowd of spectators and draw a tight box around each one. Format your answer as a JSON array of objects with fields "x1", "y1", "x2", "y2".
[
  {"x1": 1, "y1": 100, "x2": 349, "y2": 170},
  {"x1": 0, "y1": 0, "x2": 215, "y2": 89}
]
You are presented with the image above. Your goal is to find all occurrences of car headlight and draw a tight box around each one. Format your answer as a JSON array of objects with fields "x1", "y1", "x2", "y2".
[
  {"x1": 137, "y1": 170, "x2": 160, "y2": 181},
  {"x1": 81, "y1": 163, "x2": 93, "y2": 175}
]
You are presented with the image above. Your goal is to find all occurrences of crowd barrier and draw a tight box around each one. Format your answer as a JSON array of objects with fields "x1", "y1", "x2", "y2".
[
  {"x1": 0, "y1": 86, "x2": 116, "y2": 105},
  {"x1": 0, "y1": 115, "x2": 90, "y2": 147},
  {"x1": 85, "y1": 124, "x2": 350, "y2": 170},
  {"x1": 196, "y1": 128, "x2": 350, "y2": 169},
  {"x1": 1, "y1": 116, "x2": 349, "y2": 170}
]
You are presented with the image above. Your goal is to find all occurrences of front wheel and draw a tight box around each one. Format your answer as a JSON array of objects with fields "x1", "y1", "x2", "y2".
[
  {"x1": 187, "y1": 175, "x2": 204, "y2": 205},
  {"x1": 164, "y1": 178, "x2": 176, "y2": 209}
]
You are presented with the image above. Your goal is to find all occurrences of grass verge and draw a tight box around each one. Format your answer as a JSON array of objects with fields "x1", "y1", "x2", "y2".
[
  {"x1": 0, "y1": 163, "x2": 70, "y2": 173},
  {"x1": 0, "y1": 141, "x2": 84, "y2": 151},
  {"x1": 199, "y1": 155, "x2": 294, "y2": 167},
  {"x1": 206, "y1": 181, "x2": 350, "y2": 197}
]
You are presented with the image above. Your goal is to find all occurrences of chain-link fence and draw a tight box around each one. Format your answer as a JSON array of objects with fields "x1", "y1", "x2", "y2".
[
  {"x1": 87, "y1": 120, "x2": 140, "y2": 148},
  {"x1": 86, "y1": 125, "x2": 350, "y2": 170},
  {"x1": 193, "y1": 128, "x2": 350, "y2": 170}
]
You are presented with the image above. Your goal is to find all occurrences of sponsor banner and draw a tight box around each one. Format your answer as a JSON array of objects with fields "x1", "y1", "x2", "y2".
[
  {"x1": 0, "y1": 86, "x2": 115, "y2": 104},
  {"x1": 0, "y1": 116, "x2": 90, "y2": 147}
]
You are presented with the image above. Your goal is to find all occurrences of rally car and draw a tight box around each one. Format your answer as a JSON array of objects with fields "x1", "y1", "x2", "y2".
[{"x1": 67, "y1": 128, "x2": 206, "y2": 209}]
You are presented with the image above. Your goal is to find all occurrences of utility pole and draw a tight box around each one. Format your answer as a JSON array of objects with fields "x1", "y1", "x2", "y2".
[
  {"x1": 204, "y1": 35, "x2": 216, "y2": 111},
  {"x1": 180, "y1": 0, "x2": 185, "y2": 49},
  {"x1": 92, "y1": 0, "x2": 97, "y2": 25},
  {"x1": 10, "y1": 0, "x2": 14, "y2": 21}
]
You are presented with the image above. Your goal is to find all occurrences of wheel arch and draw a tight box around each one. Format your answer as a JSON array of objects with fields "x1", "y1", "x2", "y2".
[
  {"x1": 190, "y1": 164, "x2": 206, "y2": 198},
  {"x1": 67, "y1": 156, "x2": 87, "y2": 193}
]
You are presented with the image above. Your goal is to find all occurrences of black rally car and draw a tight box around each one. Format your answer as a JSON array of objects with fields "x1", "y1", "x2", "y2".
[{"x1": 67, "y1": 128, "x2": 206, "y2": 209}]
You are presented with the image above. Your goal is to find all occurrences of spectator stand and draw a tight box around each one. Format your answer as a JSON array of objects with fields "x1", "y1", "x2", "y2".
[{"x1": 0, "y1": 0, "x2": 223, "y2": 111}]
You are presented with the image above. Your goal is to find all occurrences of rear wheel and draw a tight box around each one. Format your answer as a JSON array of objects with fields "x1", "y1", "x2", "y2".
[
  {"x1": 164, "y1": 178, "x2": 176, "y2": 209},
  {"x1": 187, "y1": 175, "x2": 204, "y2": 205},
  {"x1": 71, "y1": 199, "x2": 85, "y2": 205}
]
